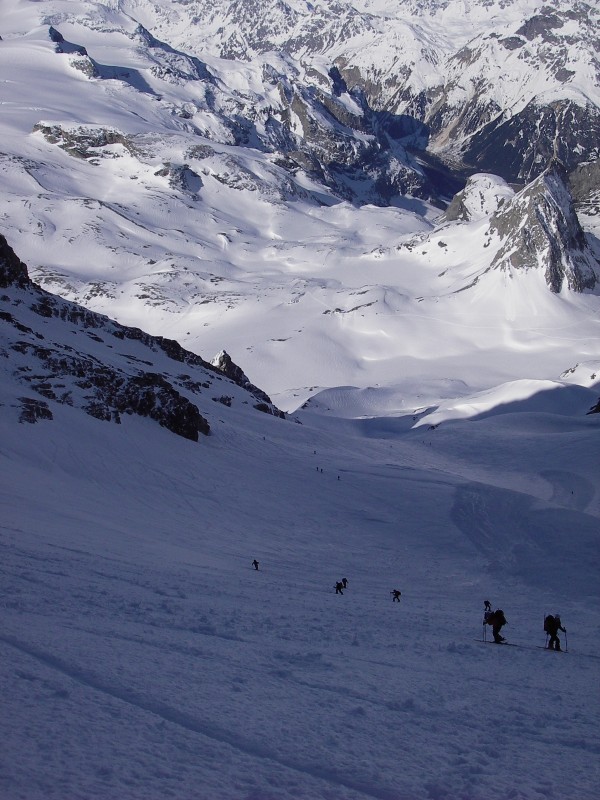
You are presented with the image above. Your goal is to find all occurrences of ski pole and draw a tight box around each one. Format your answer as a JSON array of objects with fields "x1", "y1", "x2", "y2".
[{"x1": 565, "y1": 629, "x2": 568, "y2": 651}]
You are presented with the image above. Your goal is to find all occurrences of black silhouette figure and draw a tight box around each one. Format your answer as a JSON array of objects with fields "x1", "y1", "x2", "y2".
[
  {"x1": 341, "y1": 578, "x2": 348, "y2": 589},
  {"x1": 391, "y1": 589, "x2": 402, "y2": 602},
  {"x1": 335, "y1": 581, "x2": 344, "y2": 595},
  {"x1": 485, "y1": 608, "x2": 508, "y2": 643},
  {"x1": 544, "y1": 614, "x2": 566, "y2": 651},
  {"x1": 252, "y1": 559, "x2": 259, "y2": 571}
]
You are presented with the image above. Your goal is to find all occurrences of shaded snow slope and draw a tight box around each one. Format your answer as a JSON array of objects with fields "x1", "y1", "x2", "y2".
[{"x1": 1, "y1": 347, "x2": 600, "y2": 799}]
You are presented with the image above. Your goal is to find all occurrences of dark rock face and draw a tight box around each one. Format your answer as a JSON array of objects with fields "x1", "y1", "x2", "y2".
[
  {"x1": 6, "y1": 321, "x2": 210, "y2": 442},
  {"x1": 211, "y1": 350, "x2": 285, "y2": 418},
  {"x1": 0, "y1": 236, "x2": 30, "y2": 289},
  {"x1": 1, "y1": 234, "x2": 254, "y2": 441},
  {"x1": 115, "y1": 372, "x2": 210, "y2": 439},
  {"x1": 2, "y1": 233, "x2": 285, "y2": 437},
  {"x1": 488, "y1": 166, "x2": 599, "y2": 292},
  {"x1": 569, "y1": 159, "x2": 600, "y2": 218},
  {"x1": 463, "y1": 100, "x2": 600, "y2": 184},
  {"x1": 18, "y1": 397, "x2": 53, "y2": 424},
  {"x1": 516, "y1": 13, "x2": 564, "y2": 42}
]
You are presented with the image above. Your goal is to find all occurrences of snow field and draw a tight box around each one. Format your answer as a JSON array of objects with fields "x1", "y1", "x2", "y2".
[{"x1": 1, "y1": 383, "x2": 599, "y2": 799}]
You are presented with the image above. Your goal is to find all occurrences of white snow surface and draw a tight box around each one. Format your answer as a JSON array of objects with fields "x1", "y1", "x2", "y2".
[
  {"x1": 1, "y1": 312, "x2": 600, "y2": 800},
  {"x1": 1, "y1": 2, "x2": 600, "y2": 797}
]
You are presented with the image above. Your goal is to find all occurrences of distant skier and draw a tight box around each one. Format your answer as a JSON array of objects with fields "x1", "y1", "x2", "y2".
[
  {"x1": 252, "y1": 559, "x2": 259, "y2": 571},
  {"x1": 341, "y1": 577, "x2": 348, "y2": 589},
  {"x1": 335, "y1": 581, "x2": 344, "y2": 595},
  {"x1": 485, "y1": 608, "x2": 507, "y2": 643},
  {"x1": 391, "y1": 589, "x2": 402, "y2": 602},
  {"x1": 544, "y1": 613, "x2": 566, "y2": 651}
]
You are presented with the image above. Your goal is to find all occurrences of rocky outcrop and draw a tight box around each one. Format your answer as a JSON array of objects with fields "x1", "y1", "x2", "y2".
[
  {"x1": 211, "y1": 350, "x2": 285, "y2": 418},
  {"x1": 0, "y1": 235, "x2": 30, "y2": 289},
  {"x1": 154, "y1": 163, "x2": 203, "y2": 197},
  {"x1": 6, "y1": 322, "x2": 211, "y2": 442},
  {"x1": 1, "y1": 232, "x2": 286, "y2": 437},
  {"x1": 0, "y1": 234, "x2": 281, "y2": 439},
  {"x1": 33, "y1": 123, "x2": 139, "y2": 160},
  {"x1": 488, "y1": 165, "x2": 599, "y2": 292},
  {"x1": 569, "y1": 159, "x2": 600, "y2": 218},
  {"x1": 444, "y1": 174, "x2": 514, "y2": 222}
]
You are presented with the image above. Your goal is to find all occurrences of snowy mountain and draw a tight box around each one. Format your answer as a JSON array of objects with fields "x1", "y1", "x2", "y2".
[
  {"x1": 2, "y1": 230, "x2": 600, "y2": 800},
  {"x1": 123, "y1": 0, "x2": 600, "y2": 182},
  {"x1": 0, "y1": 233, "x2": 283, "y2": 439},
  {"x1": 1, "y1": 0, "x2": 600, "y2": 790},
  {"x1": 1, "y1": 0, "x2": 599, "y2": 415},
  {"x1": 440, "y1": 165, "x2": 598, "y2": 292}
]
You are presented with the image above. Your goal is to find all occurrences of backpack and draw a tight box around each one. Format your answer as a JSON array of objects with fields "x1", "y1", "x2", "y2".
[{"x1": 487, "y1": 609, "x2": 505, "y2": 626}]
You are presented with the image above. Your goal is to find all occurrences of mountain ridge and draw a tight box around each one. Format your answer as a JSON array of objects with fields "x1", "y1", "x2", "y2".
[
  {"x1": 0, "y1": 233, "x2": 284, "y2": 438},
  {"x1": 0, "y1": 0, "x2": 598, "y2": 411}
]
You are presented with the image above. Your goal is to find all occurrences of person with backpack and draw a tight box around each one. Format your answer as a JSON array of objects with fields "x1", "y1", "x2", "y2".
[
  {"x1": 485, "y1": 608, "x2": 508, "y2": 643},
  {"x1": 335, "y1": 581, "x2": 344, "y2": 595},
  {"x1": 390, "y1": 589, "x2": 402, "y2": 602},
  {"x1": 252, "y1": 559, "x2": 259, "y2": 571},
  {"x1": 544, "y1": 613, "x2": 566, "y2": 650}
]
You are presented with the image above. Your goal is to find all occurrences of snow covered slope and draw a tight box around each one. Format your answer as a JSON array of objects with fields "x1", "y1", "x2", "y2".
[
  {"x1": 2, "y1": 236, "x2": 600, "y2": 800},
  {"x1": 0, "y1": 0, "x2": 599, "y2": 415},
  {"x1": 1, "y1": 4, "x2": 600, "y2": 798},
  {"x1": 115, "y1": 0, "x2": 600, "y2": 180}
]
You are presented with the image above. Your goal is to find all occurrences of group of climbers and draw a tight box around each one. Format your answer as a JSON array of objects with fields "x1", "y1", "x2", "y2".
[
  {"x1": 252, "y1": 564, "x2": 566, "y2": 651},
  {"x1": 483, "y1": 600, "x2": 567, "y2": 650}
]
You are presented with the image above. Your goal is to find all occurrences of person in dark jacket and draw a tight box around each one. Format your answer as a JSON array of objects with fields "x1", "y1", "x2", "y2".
[
  {"x1": 335, "y1": 581, "x2": 344, "y2": 595},
  {"x1": 252, "y1": 559, "x2": 259, "y2": 570},
  {"x1": 391, "y1": 589, "x2": 402, "y2": 602},
  {"x1": 489, "y1": 608, "x2": 507, "y2": 643},
  {"x1": 544, "y1": 614, "x2": 566, "y2": 650}
]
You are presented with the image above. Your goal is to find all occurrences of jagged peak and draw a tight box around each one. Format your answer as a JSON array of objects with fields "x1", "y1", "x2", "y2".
[
  {"x1": 211, "y1": 351, "x2": 285, "y2": 418},
  {"x1": 488, "y1": 165, "x2": 599, "y2": 292}
]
